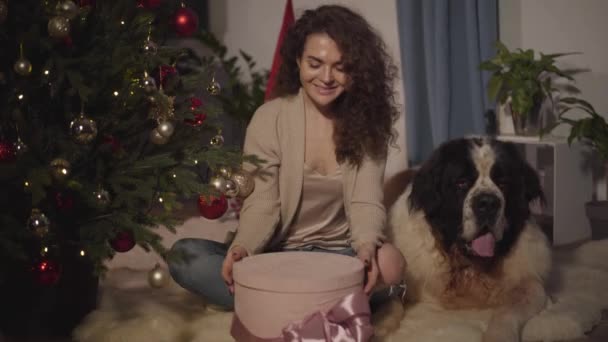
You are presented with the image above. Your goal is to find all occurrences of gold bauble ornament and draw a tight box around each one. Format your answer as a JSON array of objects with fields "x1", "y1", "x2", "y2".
[
  {"x1": 142, "y1": 40, "x2": 158, "y2": 55},
  {"x1": 14, "y1": 58, "x2": 33, "y2": 76},
  {"x1": 0, "y1": 0, "x2": 7, "y2": 24},
  {"x1": 218, "y1": 165, "x2": 232, "y2": 179},
  {"x1": 224, "y1": 179, "x2": 239, "y2": 198},
  {"x1": 56, "y1": 0, "x2": 79, "y2": 20},
  {"x1": 50, "y1": 158, "x2": 71, "y2": 181},
  {"x1": 27, "y1": 209, "x2": 51, "y2": 238},
  {"x1": 48, "y1": 16, "x2": 71, "y2": 39},
  {"x1": 156, "y1": 120, "x2": 175, "y2": 138},
  {"x1": 70, "y1": 114, "x2": 98, "y2": 144},
  {"x1": 148, "y1": 92, "x2": 175, "y2": 121},
  {"x1": 149, "y1": 128, "x2": 169, "y2": 145},
  {"x1": 209, "y1": 133, "x2": 224, "y2": 148},
  {"x1": 148, "y1": 263, "x2": 169, "y2": 288},
  {"x1": 209, "y1": 175, "x2": 227, "y2": 193},
  {"x1": 206, "y1": 76, "x2": 221, "y2": 95},
  {"x1": 231, "y1": 170, "x2": 254, "y2": 198}
]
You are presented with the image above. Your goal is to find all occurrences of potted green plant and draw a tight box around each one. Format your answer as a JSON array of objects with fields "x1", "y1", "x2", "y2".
[
  {"x1": 551, "y1": 97, "x2": 608, "y2": 239},
  {"x1": 480, "y1": 42, "x2": 576, "y2": 136}
]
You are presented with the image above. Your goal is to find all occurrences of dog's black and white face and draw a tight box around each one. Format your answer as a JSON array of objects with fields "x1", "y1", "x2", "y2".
[{"x1": 409, "y1": 138, "x2": 543, "y2": 259}]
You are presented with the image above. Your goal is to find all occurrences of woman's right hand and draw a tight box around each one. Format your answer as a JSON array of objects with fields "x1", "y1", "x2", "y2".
[{"x1": 221, "y1": 246, "x2": 248, "y2": 294}]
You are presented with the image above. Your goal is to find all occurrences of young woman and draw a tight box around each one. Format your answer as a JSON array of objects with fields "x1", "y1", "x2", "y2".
[{"x1": 169, "y1": 5, "x2": 405, "y2": 310}]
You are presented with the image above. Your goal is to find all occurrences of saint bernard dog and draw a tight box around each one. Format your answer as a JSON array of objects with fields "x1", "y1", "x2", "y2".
[{"x1": 377, "y1": 137, "x2": 552, "y2": 342}]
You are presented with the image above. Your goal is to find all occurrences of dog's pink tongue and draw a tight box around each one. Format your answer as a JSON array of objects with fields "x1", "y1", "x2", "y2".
[{"x1": 471, "y1": 232, "x2": 495, "y2": 257}]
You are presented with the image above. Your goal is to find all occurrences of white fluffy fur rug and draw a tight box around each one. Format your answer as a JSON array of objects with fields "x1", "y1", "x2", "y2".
[{"x1": 74, "y1": 240, "x2": 608, "y2": 342}]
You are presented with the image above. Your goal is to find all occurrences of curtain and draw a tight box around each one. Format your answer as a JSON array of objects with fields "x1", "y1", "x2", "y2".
[{"x1": 397, "y1": 0, "x2": 498, "y2": 164}]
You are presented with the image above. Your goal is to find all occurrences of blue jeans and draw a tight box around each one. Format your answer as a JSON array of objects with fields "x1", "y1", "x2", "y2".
[{"x1": 168, "y1": 238, "x2": 392, "y2": 310}]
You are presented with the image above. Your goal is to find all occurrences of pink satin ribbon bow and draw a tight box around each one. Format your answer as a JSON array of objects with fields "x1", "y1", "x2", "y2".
[{"x1": 231, "y1": 290, "x2": 373, "y2": 342}]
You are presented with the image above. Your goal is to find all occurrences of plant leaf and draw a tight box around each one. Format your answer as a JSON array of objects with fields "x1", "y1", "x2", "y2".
[{"x1": 487, "y1": 76, "x2": 503, "y2": 101}]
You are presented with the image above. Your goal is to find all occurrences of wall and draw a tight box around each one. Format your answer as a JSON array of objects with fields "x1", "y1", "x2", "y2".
[
  {"x1": 207, "y1": 0, "x2": 408, "y2": 178},
  {"x1": 499, "y1": 0, "x2": 608, "y2": 199}
]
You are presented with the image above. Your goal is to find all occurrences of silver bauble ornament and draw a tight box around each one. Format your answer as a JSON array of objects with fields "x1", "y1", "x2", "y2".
[
  {"x1": 93, "y1": 188, "x2": 111, "y2": 208},
  {"x1": 224, "y1": 179, "x2": 239, "y2": 198},
  {"x1": 50, "y1": 158, "x2": 71, "y2": 181},
  {"x1": 70, "y1": 114, "x2": 98, "y2": 144},
  {"x1": 143, "y1": 40, "x2": 158, "y2": 55},
  {"x1": 206, "y1": 77, "x2": 221, "y2": 95},
  {"x1": 14, "y1": 58, "x2": 33, "y2": 76},
  {"x1": 218, "y1": 165, "x2": 232, "y2": 179},
  {"x1": 209, "y1": 134, "x2": 224, "y2": 148},
  {"x1": 141, "y1": 76, "x2": 156, "y2": 93},
  {"x1": 27, "y1": 209, "x2": 51, "y2": 238},
  {"x1": 48, "y1": 16, "x2": 71, "y2": 39},
  {"x1": 0, "y1": 0, "x2": 7, "y2": 24},
  {"x1": 209, "y1": 175, "x2": 227, "y2": 193},
  {"x1": 156, "y1": 121, "x2": 175, "y2": 138},
  {"x1": 231, "y1": 170, "x2": 255, "y2": 198},
  {"x1": 149, "y1": 128, "x2": 169, "y2": 145},
  {"x1": 56, "y1": 0, "x2": 79, "y2": 20},
  {"x1": 148, "y1": 263, "x2": 169, "y2": 288},
  {"x1": 14, "y1": 137, "x2": 28, "y2": 155}
]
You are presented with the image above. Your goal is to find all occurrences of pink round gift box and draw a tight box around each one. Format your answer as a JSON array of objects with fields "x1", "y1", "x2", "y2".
[{"x1": 232, "y1": 251, "x2": 364, "y2": 339}]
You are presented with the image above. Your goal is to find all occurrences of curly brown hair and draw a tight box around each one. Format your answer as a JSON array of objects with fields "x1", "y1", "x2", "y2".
[{"x1": 273, "y1": 5, "x2": 399, "y2": 166}]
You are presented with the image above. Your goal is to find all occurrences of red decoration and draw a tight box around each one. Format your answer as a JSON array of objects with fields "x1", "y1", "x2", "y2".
[
  {"x1": 0, "y1": 140, "x2": 16, "y2": 162},
  {"x1": 32, "y1": 258, "x2": 62, "y2": 286},
  {"x1": 103, "y1": 135, "x2": 122, "y2": 153},
  {"x1": 55, "y1": 191, "x2": 74, "y2": 212},
  {"x1": 184, "y1": 97, "x2": 206, "y2": 126},
  {"x1": 173, "y1": 7, "x2": 199, "y2": 37},
  {"x1": 156, "y1": 65, "x2": 177, "y2": 88},
  {"x1": 137, "y1": 0, "x2": 161, "y2": 9},
  {"x1": 190, "y1": 97, "x2": 203, "y2": 110},
  {"x1": 63, "y1": 36, "x2": 73, "y2": 47},
  {"x1": 198, "y1": 194, "x2": 228, "y2": 220},
  {"x1": 184, "y1": 113, "x2": 206, "y2": 127},
  {"x1": 110, "y1": 231, "x2": 136, "y2": 253},
  {"x1": 265, "y1": 0, "x2": 295, "y2": 101}
]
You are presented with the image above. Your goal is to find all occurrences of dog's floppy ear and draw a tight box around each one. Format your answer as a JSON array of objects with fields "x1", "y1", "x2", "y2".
[
  {"x1": 409, "y1": 152, "x2": 443, "y2": 214},
  {"x1": 521, "y1": 161, "x2": 545, "y2": 204}
]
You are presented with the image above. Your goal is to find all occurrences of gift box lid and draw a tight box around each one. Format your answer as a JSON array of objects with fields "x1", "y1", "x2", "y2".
[{"x1": 233, "y1": 252, "x2": 364, "y2": 293}]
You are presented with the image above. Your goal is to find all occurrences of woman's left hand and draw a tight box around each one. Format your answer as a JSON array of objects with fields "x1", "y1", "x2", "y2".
[{"x1": 357, "y1": 243, "x2": 379, "y2": 295}]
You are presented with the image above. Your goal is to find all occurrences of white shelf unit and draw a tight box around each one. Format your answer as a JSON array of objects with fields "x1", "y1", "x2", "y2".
[{"x1": 495, "y1": 135, "x2": 593, "y2": 245}]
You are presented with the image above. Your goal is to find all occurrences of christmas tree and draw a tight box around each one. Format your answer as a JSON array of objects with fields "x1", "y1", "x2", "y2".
[{"x1": 0, "y1": 0, "x2": 262, "y2": 335}]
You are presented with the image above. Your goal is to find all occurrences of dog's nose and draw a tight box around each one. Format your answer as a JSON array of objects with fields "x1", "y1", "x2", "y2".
[{"x1": 473, "y1": 193, "x2": 500, "y2": 220}]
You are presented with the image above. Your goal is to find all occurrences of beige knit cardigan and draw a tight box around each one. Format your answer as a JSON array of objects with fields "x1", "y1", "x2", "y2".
[{"x1": 229, "y1": 89, "x2": 387, "y2": 255}]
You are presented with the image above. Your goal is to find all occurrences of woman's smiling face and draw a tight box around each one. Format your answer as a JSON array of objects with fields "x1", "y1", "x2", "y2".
[{"x1": 297, "y1": 33, "x2": 348, "y2": 111}]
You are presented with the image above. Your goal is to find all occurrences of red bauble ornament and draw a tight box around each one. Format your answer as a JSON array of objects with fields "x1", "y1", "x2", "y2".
[
  {"x1": 173, "y1": 7, "x2": 199, "y2": 37},
  {"x1": 110, "y1": 231, "x2": 136, "y2": 253},
  {"x1": 32, "y1": 258, "x2": 62, "y2": 286},
  {"x1": 0, "y1": 140, "x2": 16, "y2": 162},
  {"x1": 198, "y1": 194, "x2": 228, "y2": 220},
  {"x1": 137, "y1": 0, "x2": 161, "y2": 9}
]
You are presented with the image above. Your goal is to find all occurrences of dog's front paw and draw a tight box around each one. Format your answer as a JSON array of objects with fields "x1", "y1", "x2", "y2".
[{"x1": 482, "y1": 321, "x2": 519, "y2": 342}]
